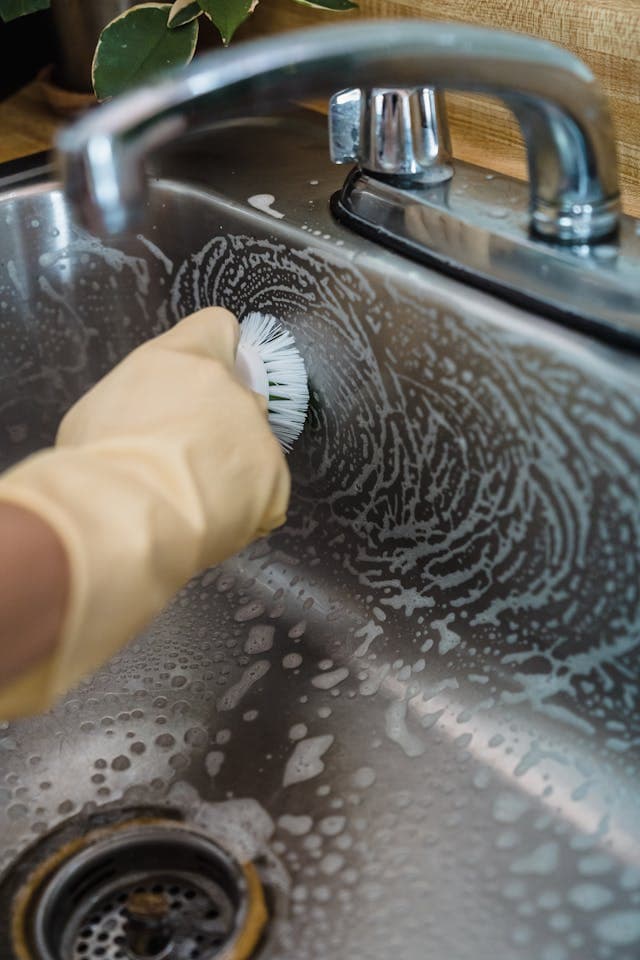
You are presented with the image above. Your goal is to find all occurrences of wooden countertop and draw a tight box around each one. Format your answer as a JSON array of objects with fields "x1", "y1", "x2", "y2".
[
  {"x1": 0, "y1": 69, "x2": 95, "y2": 164},
  {"x1": 0, "y1": 80, "x2": 60, "y2": 163}
]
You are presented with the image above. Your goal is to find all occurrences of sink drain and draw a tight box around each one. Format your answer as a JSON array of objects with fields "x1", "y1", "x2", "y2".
[{"x1": 9, "y1": 819, "x2": 268, "y2": 960}]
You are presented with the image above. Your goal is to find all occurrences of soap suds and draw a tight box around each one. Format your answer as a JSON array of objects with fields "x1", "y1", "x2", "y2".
[
  {"x1": 510, "y1": 842, "x2": 559, "y2": 876},
  {"x1": 384, "y1": 700, "x2": 425, "y2": 757},
  {"x1": 205, "y1": 751, "x2": 224, "y2": 778},
  {"x1": 311, "y1": 667, "x2": 349, "y2": 690},
  {"x1": 278, "y1": 814, "x2": 313, "y2": 836},
  {"x1": 244, "y1": 624, "x2": 274, "y2": 655},
  {"x1": 217, "y1": 660, "x2": 270, "y2": 711},
  {"x1": 283, "y1": 735, "x2": 334, "y2": 787},
  {"x1": 283, "y1": 653, "x2": 303, "y2": 669}
]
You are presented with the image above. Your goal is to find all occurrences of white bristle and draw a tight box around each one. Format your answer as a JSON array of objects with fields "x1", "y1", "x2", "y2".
[{"x1": 237, "y1": 312, "x2": 309, "y2": 452}]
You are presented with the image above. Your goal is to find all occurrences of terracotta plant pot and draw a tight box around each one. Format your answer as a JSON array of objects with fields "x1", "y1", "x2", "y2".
[{"x1": 35, "y1": 64, "x2": 97, "y2": 116}]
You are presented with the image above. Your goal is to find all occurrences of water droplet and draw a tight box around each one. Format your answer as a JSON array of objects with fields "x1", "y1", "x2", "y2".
[
  {"x1": 7, "y1": 803, "x2": 28, "y2": 820},
  {"x1": 234, "y1": 601, "x2": 265, "y2": 622},
  {"x1": 289, "y1": 723, "x2": 308, "y2": 741},
  {"x1": 205, "y1": 751, "x2": 225, "y2": 777},
  {"x1": 155, "y1": 733, "x2": 176, "y2": 749},
  {"x1": 312, "y1": 667, "x2": 348, "y2": 690},
  {"x1": 351, "y1": 767, "x2": 376, "y2": 789},
  {"x1": 567, "y1": 883, "x2": 614, "y2": 911},
  {"x1": 288, "y1": 620, "x2": 307, "y2": 640},
  {"x1": 278, "y1": 814, "x2": 313, "y2": 836},
  {"x1": 169, "y1": 752, "x2": 188, "y2": 770},
  {"x1": 111, "y1": 755, "x2": 131, "y2": 771},
  {"x1": 184, "y1": 726, "x2": 208, "y2": 747},
  {"x1": 594, "y1": 910, "x2": 640, "y2": 946},
  {"x1": 244, "y1": 624, "x2": 274, "y2": 654},
  {"x1": 283, "y1": 653, "x2": 303, "y2": 669},
  {"x1": 320, "y1": 852, "x2": 344, "y2": 875},
  {"x1": 319, "y1": 815, "x2": 346, "y2": 837}
]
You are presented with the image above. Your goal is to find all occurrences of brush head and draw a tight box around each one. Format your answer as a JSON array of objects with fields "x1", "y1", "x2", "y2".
[{"x1": 236, "y1": 312, "x2": 309, "y2": 452}]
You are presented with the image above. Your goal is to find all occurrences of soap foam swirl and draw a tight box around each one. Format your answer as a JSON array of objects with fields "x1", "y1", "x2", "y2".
[{"x1": 171, "y1": 233, "x2": 640, "y2": 652}]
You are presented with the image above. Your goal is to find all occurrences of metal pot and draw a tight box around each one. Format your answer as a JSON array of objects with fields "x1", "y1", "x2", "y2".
[{"x1": 50, "y1": 0, "x2": 138, "y2": 92}]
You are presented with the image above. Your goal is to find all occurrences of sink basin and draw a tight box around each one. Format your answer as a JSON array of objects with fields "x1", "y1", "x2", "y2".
[{"x1": 1, "y1": 113, "x2": 640, "y2": 960}]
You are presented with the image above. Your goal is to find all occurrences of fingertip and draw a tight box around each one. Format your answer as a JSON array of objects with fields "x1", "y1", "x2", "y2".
[
  {"x1": 185, "y1": 307, "x2": 240, "y2": 344},
  {"x1": 193, "y1": 306, "x2": 240, "y2": 344},
  {"x1": 163, "y1": 307, "x2": 240, "y2": 367}
]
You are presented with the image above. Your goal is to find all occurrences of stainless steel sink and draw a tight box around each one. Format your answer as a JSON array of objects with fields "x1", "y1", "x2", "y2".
[{"x1": 1, "y1": 112, "x2": 639, "y2": 960}]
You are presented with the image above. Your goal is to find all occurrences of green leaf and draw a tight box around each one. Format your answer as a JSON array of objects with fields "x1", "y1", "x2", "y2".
[
  {"x1": 197, "y1": 0, "x2": 255, "y2": 45},
  {"x1": 289, "y1": 0, "x2": 357, "y2": 9},
  {"x1": 92, "y1": 3, "x2": 198, "y2": 101},
  {"x1": 0, "y1": 0, "x2": 49, "y2": 22},
  {"x1": 168, "y1": 0, "x2": 201, "y2": 27}
]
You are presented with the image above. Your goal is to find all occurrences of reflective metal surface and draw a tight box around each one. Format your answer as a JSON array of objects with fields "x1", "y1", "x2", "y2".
[
  {"x1": 329, "y1": 87, "x2": 453, "y2": 184},
  {"x1": 333, "y1": 164, "x2": 640, "y2": 349},
  {"x1": 50, "y1": 0, "x2": 138, "y2": 92},
  {"x1": 1, "y1": 114, "x2": 640, "y2": 960},
  {"x1": 56, "y1": 21, "x2": 620, "y2": 241}
]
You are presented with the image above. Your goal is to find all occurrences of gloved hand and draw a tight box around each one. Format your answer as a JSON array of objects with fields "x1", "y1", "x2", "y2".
[{"x1": 0, "y1": 307, "x2": 290, "y2": 717}]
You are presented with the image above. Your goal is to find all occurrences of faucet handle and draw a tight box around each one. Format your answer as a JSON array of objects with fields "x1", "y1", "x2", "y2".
[{"x1": 329, "y1": 87, "x2": 453, "y2": 184}]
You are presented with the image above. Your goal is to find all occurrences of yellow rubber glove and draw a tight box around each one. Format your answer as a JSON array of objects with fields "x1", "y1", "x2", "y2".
[{"x1": 0, "y1": 307, "x2": 290, "y2": 717}]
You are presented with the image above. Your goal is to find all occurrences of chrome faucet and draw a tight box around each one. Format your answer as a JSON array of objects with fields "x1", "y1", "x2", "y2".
[
  {"x1": 56, "y1": 21, "x2": 640, "y2": 348},
  {"x1": 57, "y1": 20, "x2": 619, "y2": 242}
]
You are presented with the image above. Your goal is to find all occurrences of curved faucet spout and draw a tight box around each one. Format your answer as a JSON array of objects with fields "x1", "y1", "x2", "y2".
[{"x1": 56, "y1": 20, "x2": 620, "y2": 240}]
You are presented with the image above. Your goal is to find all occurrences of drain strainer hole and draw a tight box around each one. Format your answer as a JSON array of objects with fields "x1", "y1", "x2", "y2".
[{"x1": 63, "y1": 875, "x2": 233, "y2": 960}]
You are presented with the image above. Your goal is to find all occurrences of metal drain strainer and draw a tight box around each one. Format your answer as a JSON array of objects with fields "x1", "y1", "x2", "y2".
[
  {"x1": 12, "y1": 821, "x2": 267, "y2": 960},
  {"x1": 66, "y1": 874, "x2": 231, "y2": 960}
]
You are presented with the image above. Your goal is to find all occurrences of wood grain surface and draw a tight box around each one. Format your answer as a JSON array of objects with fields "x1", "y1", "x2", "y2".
[
  {"x1": 248, "y1": 0, "x2": 640, "y2": 216},
  {"x1": 0, "y1": 82, "x2": 59, "y2": 163},
  {"x1": 0, "y1": 67, "x2": 95, "y2": 164}
]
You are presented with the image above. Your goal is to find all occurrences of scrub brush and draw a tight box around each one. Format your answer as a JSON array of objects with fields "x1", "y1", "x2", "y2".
[{"x1": 235, "y1": 312, "x2": 309, "y2": 452}]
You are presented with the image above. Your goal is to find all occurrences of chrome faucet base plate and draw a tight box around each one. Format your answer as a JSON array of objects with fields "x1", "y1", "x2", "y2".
[{"x1": 332, "y1": 165, "x2": 640, "y2": 350}]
